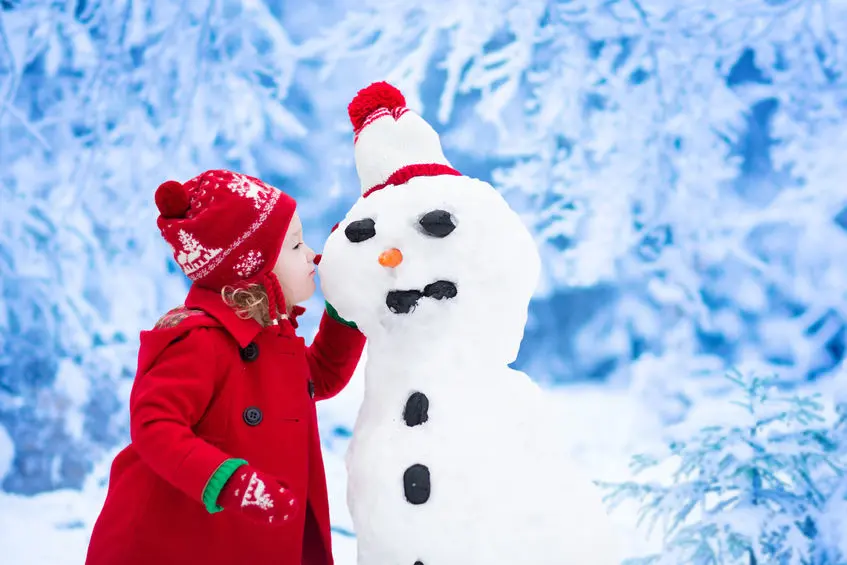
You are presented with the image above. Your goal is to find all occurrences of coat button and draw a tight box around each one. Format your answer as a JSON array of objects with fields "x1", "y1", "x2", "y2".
[
  {"x1": 239, "y1": 342, "x2": 259, "y2": 362},
  {"x1": 308, "y1": 380, "x2": 315, "y2": 399},
  {"x1": 243, "y1": 407, "x2": 263, "y2": 426}
]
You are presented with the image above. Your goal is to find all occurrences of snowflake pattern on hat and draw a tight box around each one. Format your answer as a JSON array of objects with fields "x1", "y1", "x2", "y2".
[
  {"x1": 189, "y1": 189, "x2": 281, "y2": 282},
  {"x1": 227, "y1": 173, "x2": 274, "y2": 210},
  {"x1": 234, "y1": 250, "x2": 264, "y2": 278}
]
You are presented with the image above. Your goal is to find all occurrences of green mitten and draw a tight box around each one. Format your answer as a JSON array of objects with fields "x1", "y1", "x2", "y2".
[{"x1": 325, "y1": 301, "x2": 358, "y2": 330}]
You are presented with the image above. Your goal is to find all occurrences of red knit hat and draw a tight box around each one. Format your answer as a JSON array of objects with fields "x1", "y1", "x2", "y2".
[{"x1": 154, "y1": 169, "x2": 296, "y2": 324}]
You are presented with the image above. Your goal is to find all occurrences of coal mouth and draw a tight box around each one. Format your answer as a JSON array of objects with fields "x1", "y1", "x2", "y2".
[{"x1": 386, "y1": 281, "x2": 458, "y2": 314}]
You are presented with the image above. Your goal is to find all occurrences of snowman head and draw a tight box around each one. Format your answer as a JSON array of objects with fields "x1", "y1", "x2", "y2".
[{"x1": 319, "y1": 83, "x2": 540, "y2": 363}]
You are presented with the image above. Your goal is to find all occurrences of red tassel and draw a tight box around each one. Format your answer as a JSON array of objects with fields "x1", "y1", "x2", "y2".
[
  {"x1": 263, "y1": 272, "x2": 288, "y2": 332},
  {"x1": 289, "y1": 305, "x2": 306, "y2": 329}
]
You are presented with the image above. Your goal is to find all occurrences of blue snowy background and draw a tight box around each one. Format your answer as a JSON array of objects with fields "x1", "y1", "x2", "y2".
[{"x1": 1, "y1": 1, "x2": 847, "y2": 563}]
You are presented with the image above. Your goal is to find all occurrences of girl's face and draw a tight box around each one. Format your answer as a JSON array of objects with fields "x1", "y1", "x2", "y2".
[{"x1": 273, "y1": 212, "x2": 317, "y2": 308}]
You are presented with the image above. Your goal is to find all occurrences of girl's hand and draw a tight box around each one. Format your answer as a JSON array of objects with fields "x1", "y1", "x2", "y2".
[{"x1": 216, "y1": 464, "x2": 298, "y2": 526}]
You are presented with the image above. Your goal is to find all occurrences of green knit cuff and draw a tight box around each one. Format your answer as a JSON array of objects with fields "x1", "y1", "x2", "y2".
[
  {"x1": 202, "y1": 458, "x2": 248, "y2": 514},
  {"x1": 325, "y1": 301, "x2": 358, "y2": 329}
]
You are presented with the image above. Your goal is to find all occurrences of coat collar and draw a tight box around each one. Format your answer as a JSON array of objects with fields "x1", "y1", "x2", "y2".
[
  {"x1": 184, "y1": 284, "x2": 264, "y2": 348},
  {"x1": 184, "y1": 285, "x2": 308, "y2": 348}
]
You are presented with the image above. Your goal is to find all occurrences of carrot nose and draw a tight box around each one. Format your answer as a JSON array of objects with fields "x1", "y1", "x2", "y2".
[{"x1": 378, "y1": 248, "x2": 403, "y2": 268}]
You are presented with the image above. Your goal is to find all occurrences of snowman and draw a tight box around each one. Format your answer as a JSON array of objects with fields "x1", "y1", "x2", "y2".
[{"x1": 319, "y1": 82, "x2": 622, "y2": 565}]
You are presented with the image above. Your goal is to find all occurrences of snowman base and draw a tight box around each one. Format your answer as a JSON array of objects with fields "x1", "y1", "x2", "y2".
[{"x1": 345, "y1": 365, "x2": 623, "y2": 565}]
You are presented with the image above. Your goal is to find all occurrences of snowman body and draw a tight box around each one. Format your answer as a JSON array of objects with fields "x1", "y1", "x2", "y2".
[
  {"x1": 346, "y1": 343, "x2": 620, "y2": 565},
  {"x1": 319, "y1": 83, "x2": 621, "y2": 565}
]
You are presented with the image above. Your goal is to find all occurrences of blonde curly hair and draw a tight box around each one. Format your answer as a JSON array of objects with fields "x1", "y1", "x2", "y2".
[{"x1": 221, "y1": 283, "x2": 290, "y2": 327}]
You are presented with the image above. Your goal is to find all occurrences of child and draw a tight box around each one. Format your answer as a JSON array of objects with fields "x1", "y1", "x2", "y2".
[{"x1": 85, "y1": 169, "x2": 365, "y2": 565}]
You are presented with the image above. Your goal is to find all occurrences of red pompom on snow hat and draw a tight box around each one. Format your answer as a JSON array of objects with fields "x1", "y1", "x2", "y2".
[{"x1": 347, "y1": 81, "x2": 407, "y2": 132}]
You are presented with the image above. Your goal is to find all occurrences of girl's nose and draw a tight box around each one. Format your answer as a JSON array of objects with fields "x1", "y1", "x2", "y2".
[{"x1": 378, "y1": 248, "x2": 403, "y2": 268}]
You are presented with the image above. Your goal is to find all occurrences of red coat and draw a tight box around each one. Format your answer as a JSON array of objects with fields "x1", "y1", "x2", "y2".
[{"x1": 85, "y1": 285, "x2": 365, "y2": 565}]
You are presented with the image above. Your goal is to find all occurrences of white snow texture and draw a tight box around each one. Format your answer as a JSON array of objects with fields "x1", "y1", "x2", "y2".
[{"x1": 319, "y1": 107, "x2": 622, "y2": 564}]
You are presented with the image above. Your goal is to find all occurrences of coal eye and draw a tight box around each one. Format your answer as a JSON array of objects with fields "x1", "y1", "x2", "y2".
[
  {"x1": 419, "y1": 210, "x2": 456, "y2": 238},
  {"x1": 345, "y1": 218, "x2": 376, "y2": 243}
]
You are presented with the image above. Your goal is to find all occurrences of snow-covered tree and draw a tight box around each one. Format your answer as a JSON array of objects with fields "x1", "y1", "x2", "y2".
[
  {"x1": 0, "y1": 0, "x2": 338, "y2": 492},
  {"x1": 2, "y1": 0, "x2": 847, "y2": 493},
  {"x1": 817, "y1": 373, "x2": 847, "y2": 562},
  {"x1": 601, "y1": 369, "x2": 845, "y2": 564}
]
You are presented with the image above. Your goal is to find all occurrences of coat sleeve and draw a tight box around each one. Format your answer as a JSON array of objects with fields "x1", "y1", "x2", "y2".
[
  {"x1": 305, "y1": 310, "x2": 366, "y2": 401},
  {"x1": 129, "y1": 328, "x2": 236, "y2": 505}
]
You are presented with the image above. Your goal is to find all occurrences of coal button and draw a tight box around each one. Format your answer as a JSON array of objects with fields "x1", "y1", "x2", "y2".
[
  {"x1": 403, "y1": 464, "x2": 430, "y2": 505},
  {"x1": 403, "y1": 392, "x2": 429, "y2": 427}
]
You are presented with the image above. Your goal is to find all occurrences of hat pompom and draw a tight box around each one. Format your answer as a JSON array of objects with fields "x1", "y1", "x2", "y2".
[
  {"x1": 155, "y1": 180, "x2": 191, "y2": 219},
  {"x1": 348, "y1": 81, "x2": 406, "y2": 131}
]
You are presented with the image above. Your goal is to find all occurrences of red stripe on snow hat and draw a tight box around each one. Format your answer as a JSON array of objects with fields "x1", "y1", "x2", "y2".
[
  {"x1": 347, "y1": 81, "x2": 461, "y2": 198},
  {"x1": 154, "y1": 169, "x2": 296, "y2": 322}
]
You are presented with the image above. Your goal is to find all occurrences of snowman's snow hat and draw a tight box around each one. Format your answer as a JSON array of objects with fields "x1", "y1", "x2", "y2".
[{"x1": 348, "y1": 82, "x2": 462, "y2": 197}]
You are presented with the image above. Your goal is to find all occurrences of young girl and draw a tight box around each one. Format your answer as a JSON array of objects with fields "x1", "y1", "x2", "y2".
[{"x1": 85, "y1": 169, "x2": 365, "y2": 565}]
